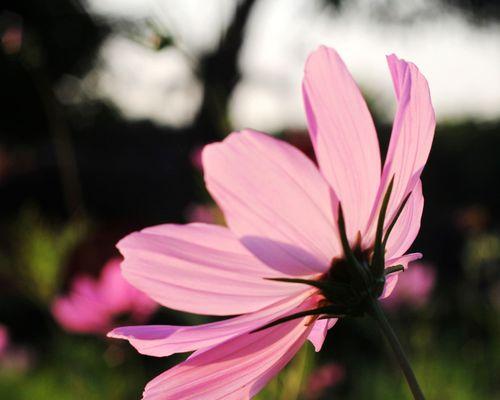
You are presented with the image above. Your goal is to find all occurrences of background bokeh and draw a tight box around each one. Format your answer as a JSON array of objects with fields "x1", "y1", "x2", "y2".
[{"x1": 0, "y1": 0, "x2": 499, "y2": 399}]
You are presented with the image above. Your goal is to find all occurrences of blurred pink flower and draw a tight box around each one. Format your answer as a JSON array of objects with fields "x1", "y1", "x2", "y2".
[
  {"x1": 189, "y1": 146, "x2": 204, "y2": 171},
  {"x1": 0, "y1": 324, "x2": 32, "y2": 372},
  {"x1": 109, "y1": 46, "x2": 435, "y2": 399},
  {"x1": 2, "y1": 29, "x2": 22, "y2": 55},
  {"x1": 383, "y1": 263, "x2": 436, "y2": 310},
  {"x1": 305, "y1": 363, "x2": 345, "y2": 400},
  {"x1": 52, "y1": 258, "x2": 156, "y2": 335},
  {"x1": 0, "y1": 324, "x2": 9, "y2": 358}
]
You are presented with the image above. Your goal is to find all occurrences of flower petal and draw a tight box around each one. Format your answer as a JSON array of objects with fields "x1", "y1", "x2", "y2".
[
  {"x1": 380, "y1": 275, "x2": 399, "y2": 300},
  {"x1": 202, "y1": 130, "x2": 339, "y2": 275},
  {"x1": 380, "y1": 252, "x2": 423, "y2": 299},
  {"x1": 366, "y1": 55, "x2": 435, "y2": 244},
  {"x1": 108, "y1": 291, "x2": 314, "y2": 357},
  {"x1": 307, "y1": 318, "x2": 338, "y2": 352},
  {"x1": 385, "y1": 180, "x2": 424, "y2": 260},
  {"x1": 387, "y1": 252, "x2": 423, "y2": 269},
  {"x1": 303, "y1": 46, "x2": 381, "y2": 241},
  {"x1": 117, "y1": 223, "x2": 306, "y2": 316},
  {"x1": 141, "y1": 308, "x2": 313, "y2": 399}
]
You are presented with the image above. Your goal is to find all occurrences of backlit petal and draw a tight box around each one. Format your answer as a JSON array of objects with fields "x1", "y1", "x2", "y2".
[
  {"x1": 303, "y1": 46, "x2": 381, "y2": 241},
  {"x1": 366, "y1": 55, "x2": 435, "y2": 245},
  {"x1": 142, "y1": 308, "x2": 313, "y2": 399},
  {"x1": 117, "y1": 223, "x2": 305, "y2": 316},
  {"x1": 307, "y1": 318, "x2": 338, "y2": 352},
  {"x1": 203, "y1": 130, "x2": 339, "y2": 275},
  {"x1": 385, "y1": 180, "x2": 424, "y2": 260},
  {"x1": 108, "y1": 291, "x2": 314, "y2": 357},
  {"x1": 380, "y1": 252, "x2": 423, "y2": 298}
]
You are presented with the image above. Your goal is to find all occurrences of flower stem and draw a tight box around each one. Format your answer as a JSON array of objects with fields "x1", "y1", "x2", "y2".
[{"x1": 368, "y1": 299, "x2": 425, "y2": 400}]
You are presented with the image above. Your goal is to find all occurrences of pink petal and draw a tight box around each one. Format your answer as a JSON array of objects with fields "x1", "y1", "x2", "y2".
[
  {"x1": 117, "y1": 223, "x2": 306, "y2": 316},
  {"x1": 202, "y1": 130, "x2": 339, "y2": 275},
  {"x1": 108, "y1": 291, "x2": 314, "y2": 357},
  {"x1": 307, "y1": 318, "x2": 338, "y2": 352},
  {"x1": 303, "y1": 46, "x2": 381, "y2": 241},
  {"x1": 386, "y1": 252, "x2": 423, "y2": 269},
  {"x1": 380, "y1": 274, "x2": 399, "y2": 300},
  {"x1": 380, "y1": 252, "x2": 423, "y2": 299},
  {"x1": 141, "y1": 308, "x2": 313, "y2": 399},
  {"x1": 385, "y1": 180, "x2": 424, "y2": 260},
  {"x1": 366, "y1": 54, "x2": 435, "y2": 244}
]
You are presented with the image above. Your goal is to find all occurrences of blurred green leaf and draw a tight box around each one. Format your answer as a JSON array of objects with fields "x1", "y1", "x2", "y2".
[
  {"x1": 0, "y1": 334, "x2": 144, "y2": 400},
  {"x1": 10, "y1": 207, "x2": 88, "y2": 302}
]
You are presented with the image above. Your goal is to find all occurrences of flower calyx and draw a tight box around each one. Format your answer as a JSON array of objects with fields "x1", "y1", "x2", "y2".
[{"x1": 255, "y1": 176, "x2": 412, "y2": 332}]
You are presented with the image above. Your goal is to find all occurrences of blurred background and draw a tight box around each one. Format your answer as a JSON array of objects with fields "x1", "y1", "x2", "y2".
[{"x1": 0, "y1": 0, "x2": 499, "y2": 399}]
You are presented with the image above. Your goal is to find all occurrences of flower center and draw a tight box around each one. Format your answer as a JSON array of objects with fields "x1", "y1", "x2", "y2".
[
  {"x1": 253, "y1": 177, "x2": 410, "y2": 332},
  {"x1": 318, "y1": 246, "x2": 386, "y2": 316}
]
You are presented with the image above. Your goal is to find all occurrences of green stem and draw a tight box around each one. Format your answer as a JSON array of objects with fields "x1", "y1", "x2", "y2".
[{"x1": 368, "y1": 299, "x2": 425, "y2": 400}]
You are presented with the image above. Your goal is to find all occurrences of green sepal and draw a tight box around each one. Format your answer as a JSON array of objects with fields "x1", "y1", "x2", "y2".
[
  {"x1": 250, "y1": 305, "x2": 346, "y2": 333},
  {"x1": 371, "y1": 176, "x2": 395, "y2": 278},
  {"x1": 317, "y1": 313, "x2": 346, "y2": 320},
  {"x1": 265, "y1": 277, "x2": 349, "y2": 293},
  {"x1": 384, "y1": 264, "x2": 405, "y2": 276},
  {"x1": 337, "y1": 204, "x2": 370, "y2": 290},
  {"x1": 382, "y1": 192, "x2": 412, "y2": 248},
  {"x1": 266, "y1": 277, "x2": 356, "y2": 307}
]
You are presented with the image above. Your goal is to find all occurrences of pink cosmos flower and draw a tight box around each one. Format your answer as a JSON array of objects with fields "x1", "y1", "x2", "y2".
[
  {"x1": 189, "y1": 146, "x2": 204, "y2": 171},
  {"x1": 0, "y1": 324, "x2": 9, "y2": 358},
  {"x1": 0, "y1": 325, "x2": 33, "y2": 372},
  {"x1": 1, "y1": 25, "x2": 23, "y2": 55},
  {"x1": 52, "y1": 258, "x2": 156, "y2": 334},
  {"x1": 383, "y1": 262, "x2": 436, "y2": 310},
  {"x1": 305, "y1": 363, "x2": 345, "y2": 400},
  {"x1": 109, "y1": 46, "x2": 435, "y2": 399}
]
